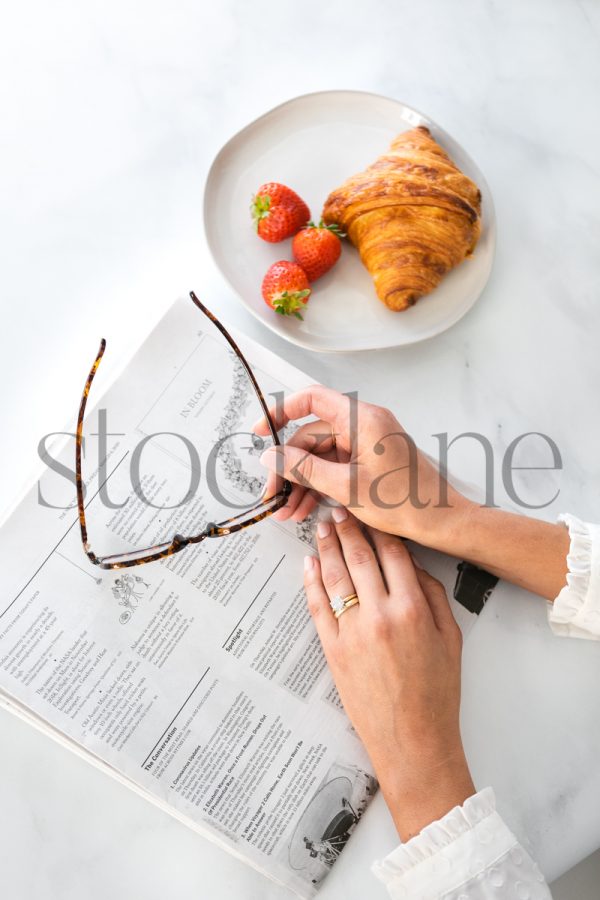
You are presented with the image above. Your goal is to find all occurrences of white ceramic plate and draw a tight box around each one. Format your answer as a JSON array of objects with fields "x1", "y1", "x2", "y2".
[{"x1": 203, "y1": 90, "x2": 495, "y2": 353}]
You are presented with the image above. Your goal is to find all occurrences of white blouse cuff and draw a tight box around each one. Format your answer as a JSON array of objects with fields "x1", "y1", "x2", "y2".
[
  {"x1": 372, "y1": 788, "x2": 519, "y2": 898},
  {"x1": 547, "y1": 514, "x2": 600, "y2": 640}
]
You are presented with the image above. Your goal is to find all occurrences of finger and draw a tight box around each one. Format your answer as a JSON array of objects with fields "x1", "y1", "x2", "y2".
[
  {"x1": 316, "y1": 520, "x2": 357, "y2": 617},
  {"x1": 303, "y1": 555, "x2": 338, "y2": 646},
  {"x1": 284, "y1": 420, "x2": 334, "y2": 454},
  {"x1": 331, "y1": 511, "x2": 386, "y2": 606},
  {"x1": 291, "y1": 489, "x2": 320, "y2": 522},
  {"x1": 260, "y1": 445, "x2": 348, "y2": 503},
  {"x1": 253, "y1": 385, "x2": 352, "y2": 436},
  {"x1": 263, "y1": 421, "x2": 339, "y2": 516},
  {"x1": 263, "y1": 465, "x2": 292, "y2": 511},
  {"x1": 414, "y1": 566, "x2": 458, "y2": 634},
  {"x1": 274, "y1": 420, "x2": 347, "y2": 465},
  {"x1": 368, "y1": 528, "x2": 422, "y2": 597},
  {"x1": 286, "y1": 420, "x2": 351, "y2": 462},
  {"x1": 272, "y1": 482, "x2": 306, "y2": 521},
  {"x1": 260, "y1": 467, "x2": 294, "y2": 520}
]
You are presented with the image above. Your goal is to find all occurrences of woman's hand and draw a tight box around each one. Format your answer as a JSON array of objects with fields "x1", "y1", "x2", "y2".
[
  {"x1": 254, "y1": 384, "x2": 472, "y2": 550},
  {"x1": 304, "y1": 507, "x2": 475, "y2": 841},
  {"x1": 256, "y1": 385, "x2": 570, "y2": 601}
]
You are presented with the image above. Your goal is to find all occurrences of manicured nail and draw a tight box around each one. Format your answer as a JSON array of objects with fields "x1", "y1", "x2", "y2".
[
  {"x1": 331, "y1": 506, "x2": 348, "y2": 524},
  {"x1": 260, "y1": 447, "x2": 277, "y2": 469},
  {"x1": 317, "y1": 521, "x2": 331, "y2": 539},
  {"x1": 304, "y1": 555, "x2": 314, "y2": 572}
]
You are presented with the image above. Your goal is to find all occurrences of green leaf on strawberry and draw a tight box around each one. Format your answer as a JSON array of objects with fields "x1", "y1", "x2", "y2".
[
  {"x1": 251, "y1": 194, "x2": 271, "y2": 231},
  {"x1": 271, "y1": 289, "x2": 311, "y2": 320}
]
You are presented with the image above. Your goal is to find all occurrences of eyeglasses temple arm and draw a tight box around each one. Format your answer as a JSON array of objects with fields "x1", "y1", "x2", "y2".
[
  {"x1": 76, "y1": 339, "x2": 107, "y2": 554},
  {"x1": 188, "y1": 291, "x2": 281, "y2": 445}
]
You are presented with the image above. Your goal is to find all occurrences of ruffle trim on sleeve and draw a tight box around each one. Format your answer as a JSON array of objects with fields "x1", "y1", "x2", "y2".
[
  {"x1": 548, "y1": 514, "x2": 600, "y2": 640},
  {"x1": 372, "y1": 788, "x2": 518, "y2": 898}
]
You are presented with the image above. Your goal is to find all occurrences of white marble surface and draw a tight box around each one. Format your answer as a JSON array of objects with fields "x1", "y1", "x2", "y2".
[{"x1": 1, "y1": 0, "x2": 600, "y2": 897}]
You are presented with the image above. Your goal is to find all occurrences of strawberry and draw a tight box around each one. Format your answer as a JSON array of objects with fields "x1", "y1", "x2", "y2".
[
  {"x1": 251, "y1": 183, "x2": 310, "y2": 242},
  {"x1": 292, "y1": 221, "x2": 344, "y2": 281},
  {"x1": 261, "y1": 261, "x2": 311, "y2": 320}
]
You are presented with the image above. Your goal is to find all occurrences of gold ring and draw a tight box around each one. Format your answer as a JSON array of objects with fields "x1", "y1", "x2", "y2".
[
  {"x1": 335, "y1": 596, "x2": 359, "y2": 619},
  {"x1": 331, "y1": 426, "x2": 337, "y2": 449},
  {"x1": 330, "y1": 592, "x2": 359, "y2": 619}
]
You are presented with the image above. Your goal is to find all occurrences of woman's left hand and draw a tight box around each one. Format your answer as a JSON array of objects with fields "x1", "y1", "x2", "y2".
[{"x1": 304, "y1": 508, "x2": 476, "y2": 841}]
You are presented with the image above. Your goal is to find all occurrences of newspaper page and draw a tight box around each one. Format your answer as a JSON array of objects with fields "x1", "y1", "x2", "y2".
[{"x1": 0, "y1": 298, "x2": 494, "y2": 898}]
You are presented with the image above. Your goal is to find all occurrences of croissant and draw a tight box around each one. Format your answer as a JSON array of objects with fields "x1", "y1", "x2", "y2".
[{"x1": 322, "y1": 126, "x2": 482, "y2": 311}]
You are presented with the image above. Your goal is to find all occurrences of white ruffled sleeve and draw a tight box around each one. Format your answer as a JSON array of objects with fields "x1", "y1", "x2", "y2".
[
  {"x1": 548, "y1": 514, "x2": 600, "y2": 640},
  {"x1": 372, "y1": 788, "x2": 551, "y2": 899}
]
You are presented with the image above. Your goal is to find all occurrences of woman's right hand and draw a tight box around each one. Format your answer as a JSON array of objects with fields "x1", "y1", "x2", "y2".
[{"x1": 254, "y1": 385, "x2": 473, "y2": 549}]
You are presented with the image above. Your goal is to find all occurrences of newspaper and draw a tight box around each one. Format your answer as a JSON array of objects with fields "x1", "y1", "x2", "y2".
[{"x1": 0, "y1": 298, "x2": 494, "y2": 898}]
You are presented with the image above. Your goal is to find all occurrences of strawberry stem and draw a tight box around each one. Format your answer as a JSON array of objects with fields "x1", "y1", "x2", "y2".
[
  {"x1": 305, "y1": 219, "x2": 346, "y2": 237},
  {"x1": 250, "y1": 194, "x2": 271, "y2": 231},
  {"x1": 271, "y1": 289, "x2": 310, "y2": 320}
]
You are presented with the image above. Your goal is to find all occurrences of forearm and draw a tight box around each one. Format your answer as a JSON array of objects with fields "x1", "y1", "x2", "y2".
[
  {"x1": 426, "y1": 503, "x2": 570, "y2": 601},
  {"x1": 375, "y1": 740, "x2": 475, "y2": 842}
]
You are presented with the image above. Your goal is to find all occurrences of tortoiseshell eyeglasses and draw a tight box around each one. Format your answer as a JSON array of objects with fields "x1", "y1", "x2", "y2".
[{"x1": 76, "y1": 291, "x2": 291, "y2": 569}]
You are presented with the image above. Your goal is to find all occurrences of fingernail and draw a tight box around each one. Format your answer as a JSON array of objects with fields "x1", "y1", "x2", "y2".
[
  {"x1": 304, "y1": 555, "x2": 314, "y2": 572},
  {"x1": 317, "y1": 521, "x2": 330, "y2": 539},
  {"x1": 411, "y1": 553, "x2": 424, "y2": 569},
  {"x1": 259, "y1": 446, "x2": 278, "y2": 470},
  {"x1": 331, "y1": 506, "x2": 348, "y2": 524}
]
